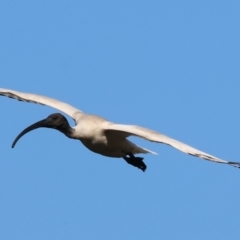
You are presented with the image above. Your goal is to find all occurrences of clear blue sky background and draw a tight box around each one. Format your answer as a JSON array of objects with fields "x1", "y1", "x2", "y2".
[{"x1": 0, "y1": 1, "x2": 240, "y2": 239}]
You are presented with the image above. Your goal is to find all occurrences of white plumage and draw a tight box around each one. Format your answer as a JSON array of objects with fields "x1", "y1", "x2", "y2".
[{"x1": 1, "y1": 87, "x2": 239, "y2": 171}]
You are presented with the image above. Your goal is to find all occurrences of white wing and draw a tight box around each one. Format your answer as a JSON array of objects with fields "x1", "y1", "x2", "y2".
[
  {"x1": 0, "y1": 88, "x2": 83, "y2": 123},
  {"x1": 105, "y1": 124, "x2": 240, "y2": 168}
]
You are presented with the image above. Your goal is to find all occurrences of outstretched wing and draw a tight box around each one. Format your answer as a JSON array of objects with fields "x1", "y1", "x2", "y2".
[
  {"x1": 0, "y1": 88, "x2": 83, "y2": 123},
  {"x1": 105, "y1": 123, "x2": 240, "y2": 168}
]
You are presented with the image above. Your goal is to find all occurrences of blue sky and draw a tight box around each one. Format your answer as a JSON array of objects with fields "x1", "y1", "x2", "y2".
[{"x1": 0, "y1": 1, "x2": 240, "y2": 239}]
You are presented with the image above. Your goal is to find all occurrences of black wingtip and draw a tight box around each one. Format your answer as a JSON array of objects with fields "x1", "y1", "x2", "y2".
[{"x1": 228, "y1": 162, "x2": 240, "y2": 168}]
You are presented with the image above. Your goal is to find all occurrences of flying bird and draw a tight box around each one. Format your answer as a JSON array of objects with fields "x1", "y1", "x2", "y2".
[{"x1": 0, "y1": 88, "x2": 239, "y2": 172}]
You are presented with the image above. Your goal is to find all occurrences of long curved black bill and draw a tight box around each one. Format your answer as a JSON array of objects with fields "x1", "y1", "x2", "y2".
[{"x1": 12, "y1": 119, "x2": 47, "y2": 148}]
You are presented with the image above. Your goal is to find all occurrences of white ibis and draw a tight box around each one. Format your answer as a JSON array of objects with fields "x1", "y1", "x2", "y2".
[{"x1": 0, "y1": 88, "x2": 239, "y2": 172}]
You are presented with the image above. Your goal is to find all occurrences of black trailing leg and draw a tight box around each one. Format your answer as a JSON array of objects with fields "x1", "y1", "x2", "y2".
[{"x1": 123, "y1": 153, "x2": 147, "y2": 172}]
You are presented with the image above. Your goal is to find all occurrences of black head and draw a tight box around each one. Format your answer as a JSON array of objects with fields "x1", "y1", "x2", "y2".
[
  {"x1": 43, "y1": 113, "x2": 70, "y2": 131},
  {"x1": 12, "y1": 113, "x2": 72, "y2": 148}
]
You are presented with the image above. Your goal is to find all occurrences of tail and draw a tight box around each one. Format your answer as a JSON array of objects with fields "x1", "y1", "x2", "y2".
[
  {"x1": 140, "y1": 147, "x2": 158, "y2": 155},
  {"x1": 127, "y1": 140, "x2": 157, "y2": 155}
]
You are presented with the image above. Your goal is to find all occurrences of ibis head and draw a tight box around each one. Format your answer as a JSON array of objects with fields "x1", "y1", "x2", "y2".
[{"x1": 12, "y1": 113, "x2": 73, "y2": 148}]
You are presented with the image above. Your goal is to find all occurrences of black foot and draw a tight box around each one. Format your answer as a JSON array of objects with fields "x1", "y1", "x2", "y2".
[{"x1": 123, "y1": 153, "x2": 147, "y2": 172}]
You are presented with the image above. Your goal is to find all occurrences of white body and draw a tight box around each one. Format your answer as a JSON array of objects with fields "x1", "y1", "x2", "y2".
[{"x1": 73, "y1": 113, "x2": 152, "y2": 157}]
